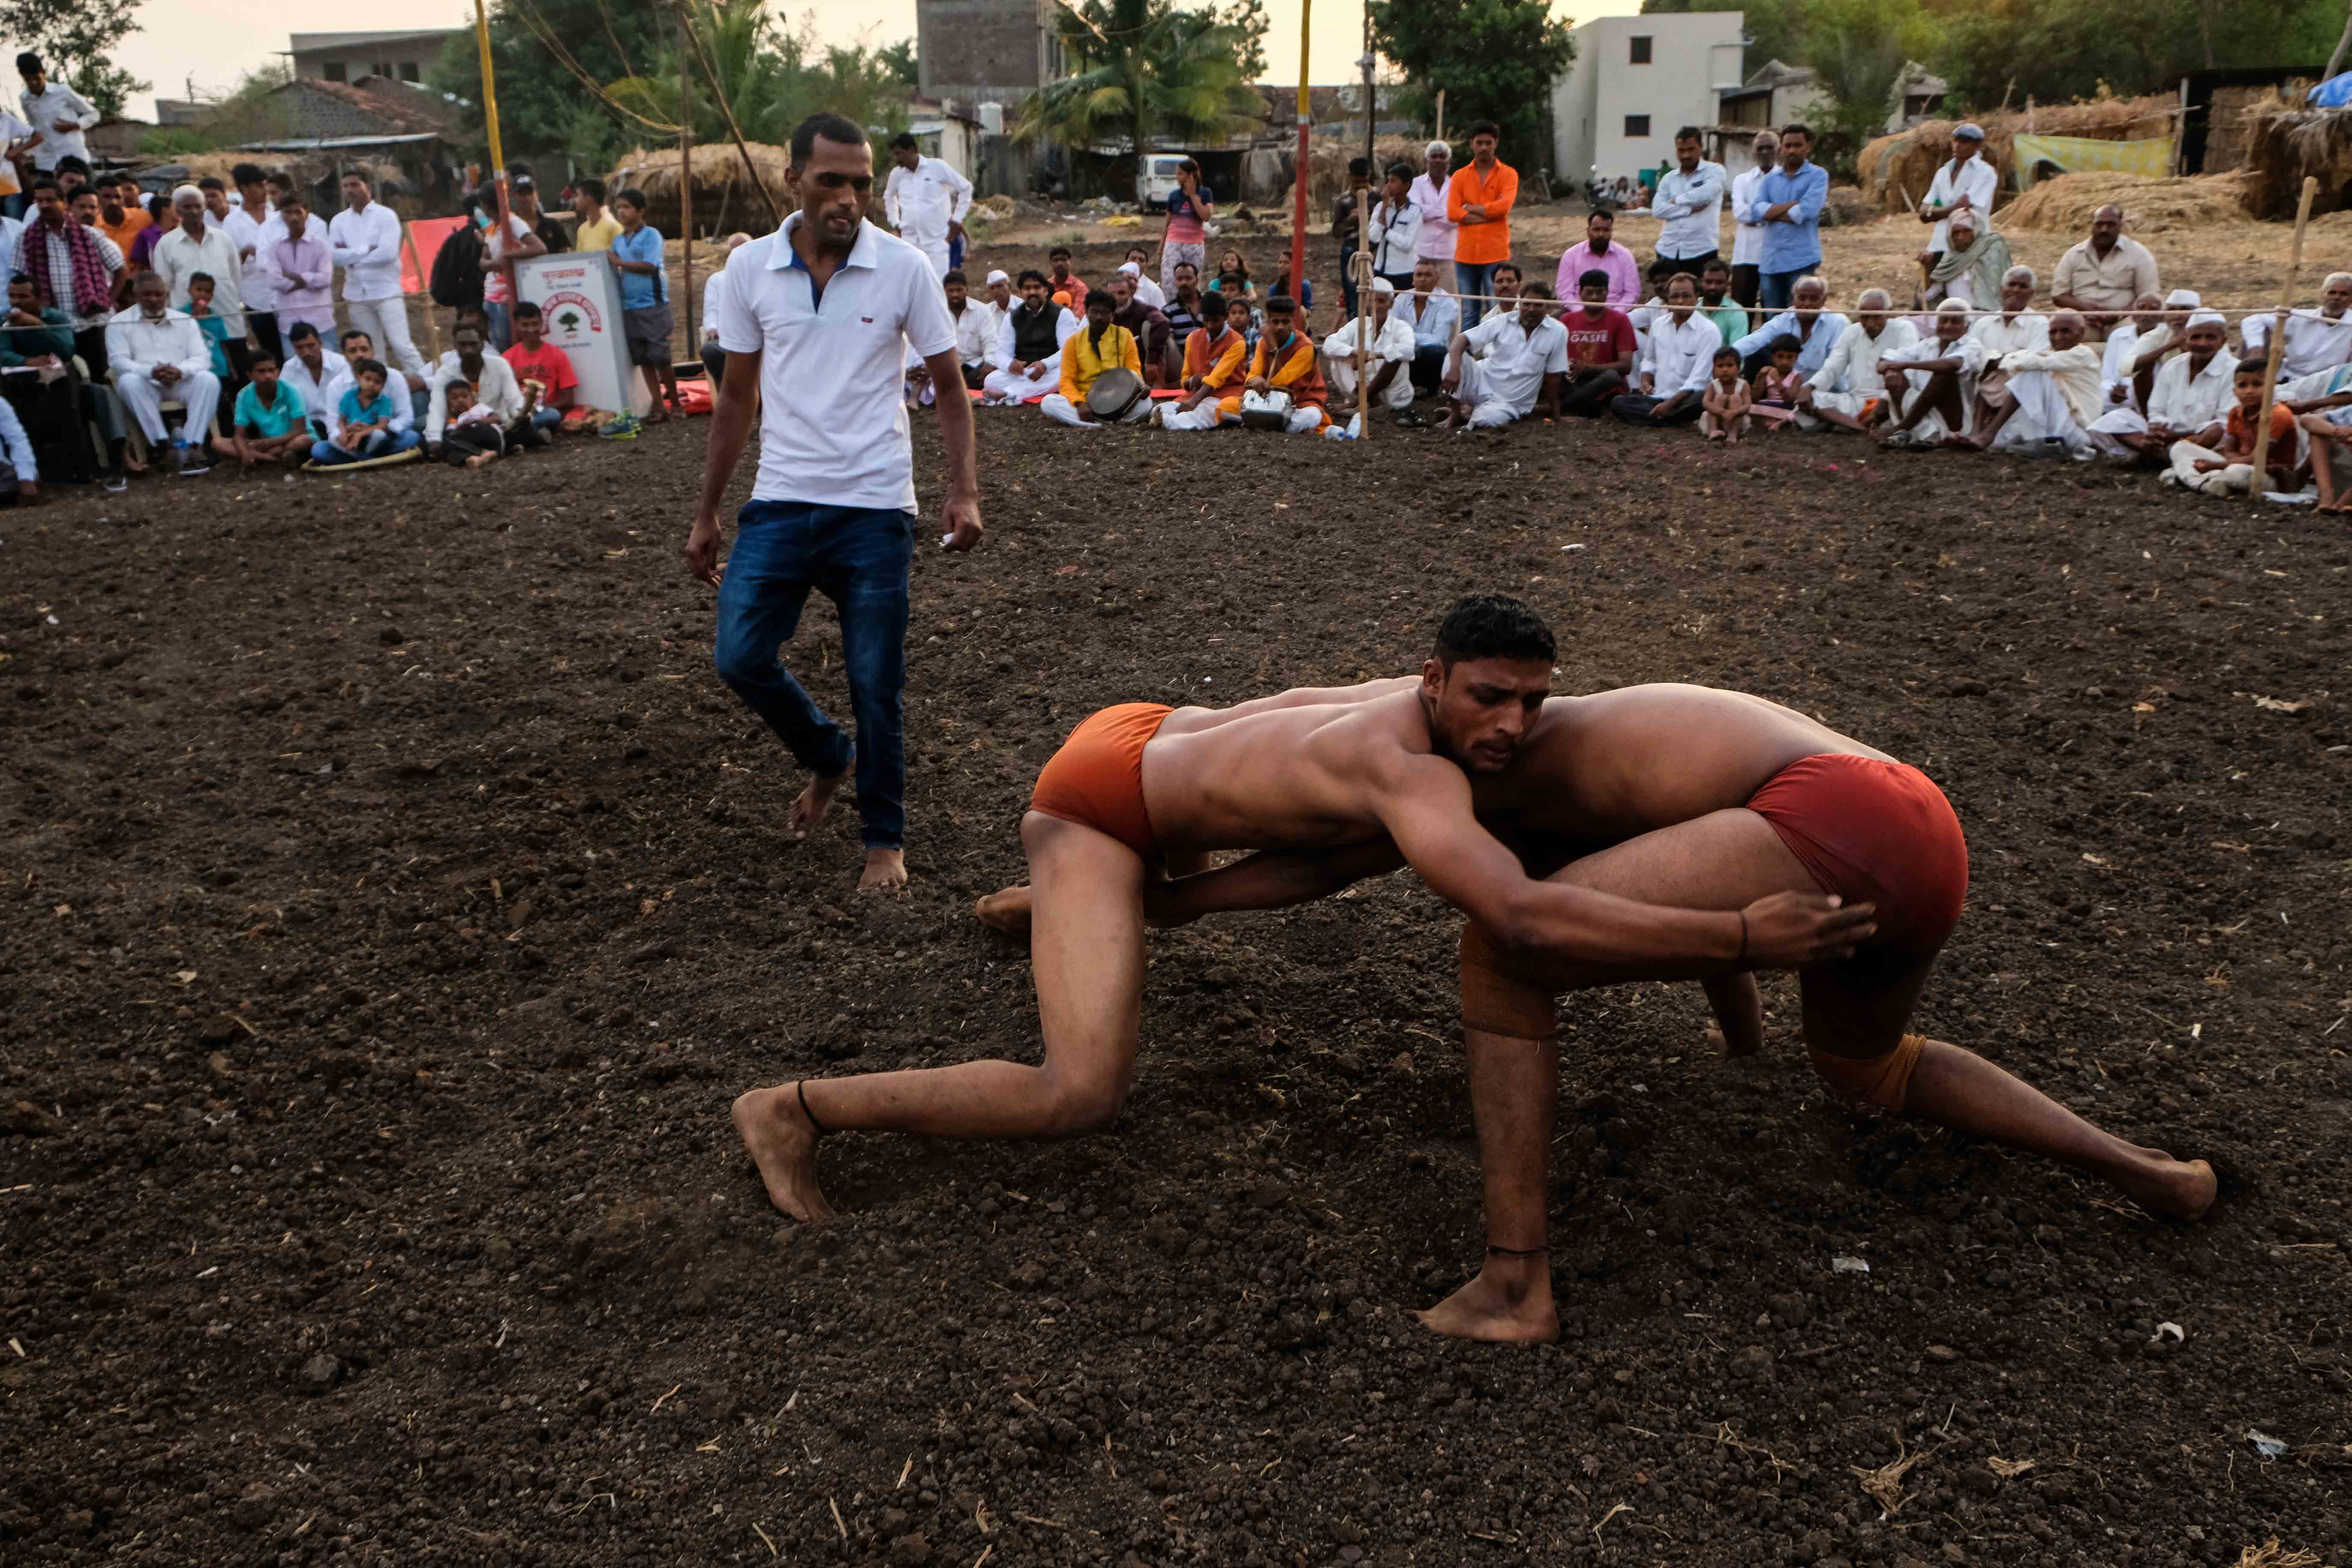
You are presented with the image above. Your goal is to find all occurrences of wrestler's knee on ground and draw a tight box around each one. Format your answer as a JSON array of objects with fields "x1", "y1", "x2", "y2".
[{"x1": 1807, "y1": 1033, "x2": 1925, "y2": 1113}]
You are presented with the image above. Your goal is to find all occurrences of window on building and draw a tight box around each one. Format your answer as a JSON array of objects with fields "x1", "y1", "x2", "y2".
[
  {"x1": 1624, "y1": 114, "x2": 1651, "y2": 138},
  {"x1": 324, "y1": 62, "x2": 347, "y2": 82},
  {"x1": 1629, "y1": 35, "x2": 1653, "y2": 64},
  {"x1": 373, "y1": 61, "x2": 393, "y2": 79},
  {"x1": 399, "y1": 61, "x2": 420, "y2": 82}
]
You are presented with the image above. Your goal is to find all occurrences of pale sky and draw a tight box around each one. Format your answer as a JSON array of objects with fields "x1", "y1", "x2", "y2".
[{"x1": 112, "y1": 0, "x2": 1640, "y2": 122}]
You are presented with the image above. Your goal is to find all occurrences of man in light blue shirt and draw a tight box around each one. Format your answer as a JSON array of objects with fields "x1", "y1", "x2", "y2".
[
  {"x1": 1401, "y1": 256, "x2": 1460, "y2": 400},
  {"x1": 1729, "y1": 275, "x2": 1848, "y2": 380},
  {"x1": 1739, "y1": 124, "x2": 1830, "y2": 312}
]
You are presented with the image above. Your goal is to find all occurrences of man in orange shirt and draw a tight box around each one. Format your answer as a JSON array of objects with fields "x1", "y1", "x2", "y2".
[
  {"x1": 1160, "y1": 289, "x2": 1249, "y2": 430},
  {"x1": 1216, "y1": 295, "x2": 1333, "y2": 434},
  {"x1": 95, "y1": 173, "x2": 152, "y2": 256},
  {"x1": 1446, "y1": 122, "x2": 1517, "y2": 329}
]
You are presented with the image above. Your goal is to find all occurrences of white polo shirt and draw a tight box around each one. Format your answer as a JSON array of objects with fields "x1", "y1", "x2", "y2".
[{"x1": 713, "y1": 214, "x2": 957, "y2": 513}]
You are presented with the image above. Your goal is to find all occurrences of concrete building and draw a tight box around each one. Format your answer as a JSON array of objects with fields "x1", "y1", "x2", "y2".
[
  {"x1": 1718, "y1": 59, "x2": 1947, "y2": 136},
  {"x1": 1551, "y1": 12, "x2": 1746, "y2": 185},
  {"x1": 915, "y1": 0, "x2": 1069, "y2": 196},
  {"x1": 286, "y1": 30, "x2": 464, "y2": 87}
]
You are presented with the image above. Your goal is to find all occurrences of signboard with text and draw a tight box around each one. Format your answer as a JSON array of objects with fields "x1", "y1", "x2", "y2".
[{"x1": 514, "y1": 250, "x2": 646, "y2": 416}]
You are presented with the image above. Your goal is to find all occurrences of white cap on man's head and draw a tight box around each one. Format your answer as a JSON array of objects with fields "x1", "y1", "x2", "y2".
[
  {"x1": 1370, "y1": 278, "x2": 1395, "y2": 296},
  {"x1": 2163, "y1": 288, "x2": 2201, "y2": 307},
  {"x1": 2185, "y1": 309, "x2": 2225, "y2": 330},
  {"x1": 1953, "y1": 122, "x2": 1986, "y2": 142},
  {"x1": 1118, "y1": 261, "x2": 1140, "y2": 276},
  {"x1": 985, "y1": 268, "x2": 1009, "y2": 285}
]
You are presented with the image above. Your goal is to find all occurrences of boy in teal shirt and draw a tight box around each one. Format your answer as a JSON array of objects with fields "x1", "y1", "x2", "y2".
[
  {"x1": 212, "y1": 348, "x2": 310, "y2": 468},
  {"x1": 312, "y1": 359, "x2": 422, "y2": 466}
]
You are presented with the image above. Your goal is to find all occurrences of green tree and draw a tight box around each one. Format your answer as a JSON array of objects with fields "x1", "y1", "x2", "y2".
[
  {"x1": 878, "y1": 38, "x2": 919, "y2": 88},
  {"x1": 1370, "y1": 0, "x2": 1574, "y2": 169},
  {"x1": 1, "y1": 0, "x2": 145, "y2": 118},
  {"x1": 1016, "y1": 0, "x2": 1266, "y2": 154},
  {"x1": 1797, "y1": 0, "x2": 1943, "y2": 168},
  {"x1": 1642, "y1": 0, "x2": 1801, "y2": 73}
]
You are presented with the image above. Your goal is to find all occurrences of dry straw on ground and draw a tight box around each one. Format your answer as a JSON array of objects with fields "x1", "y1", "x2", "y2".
[
  {"x1": 1859, "y1": 94, "x2": 2180, "y2": 215},
  {"x1": 2229, "y1": 1541, "x2": 2322, "y2": 1568},
  {"x1": 2240, "y1": 92, "x2": 2352, "y2": 219},
  {"x1": 2000, "y1": 170, "x2": 2255, "y2": 232}
]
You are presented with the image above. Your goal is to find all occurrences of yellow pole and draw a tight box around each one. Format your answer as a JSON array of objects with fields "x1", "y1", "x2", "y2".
[
  {"x1": 1287, "y1": 0, "x2": 1311, "y2": 304},
  {"x1": 473, "y1": 0, "x2": 512, "y2": 234},
  {"x1": 2245, "y1": 175, "x2": 2317, "y2": 506}
]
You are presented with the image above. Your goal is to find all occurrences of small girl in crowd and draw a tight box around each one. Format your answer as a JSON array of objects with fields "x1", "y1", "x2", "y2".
[
  {"x1": 1701, "y1": 346, "x2": 1751, "y2": 444},
  {"x1": 1750, "y1": 335, "x2": 1804, "y2": 428}
]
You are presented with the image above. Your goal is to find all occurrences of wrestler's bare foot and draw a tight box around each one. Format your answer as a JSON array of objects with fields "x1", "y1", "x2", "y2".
[
  {"x1": 974, "y1": 883, "x2": 1033, "y2": 934},
  {"x1": 2114, "y1": 1150, "x2": 2217, "y2": 1221},
  {"x1": 731, "y1": 1085, "x2": 836, "y2": 1221},
  {"x1": 1417, "y1": 1260, "x2": 1559, "y2": 1344},
  {"x1": 859, "y1": 847, "x2": 907, "y2": 891},
  {"x1": 788, "y1": 766, "x2": 849, "y2": 840}
]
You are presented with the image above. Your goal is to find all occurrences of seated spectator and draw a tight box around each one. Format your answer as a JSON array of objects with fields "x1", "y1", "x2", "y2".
[
  {"x1": 0, "y1": 390, "x2": 33, "y2": 502},
  {"x1": 1556, "y1": 269, "x2": 1638, "y2": 417},
  {"x1": 1749, "y1": 336, "x2": 1804, "y2": 429},
  {"x1": 1271, "y1": 264, "x2": 1314, "y2": 321},
  {"x1": 1366, "y1": 163, "x2": 1422, "y2": 291},
  {"x1": 1920, "y1": 208, "x2": 2011, "y2": 317},
  {"x1": 1796, "y1": 288, "x2": 1915, "y2": 434},
  {"x1": 1106, "y1": 269, "x2": 1172, "y2": 384},
  {"x1": 1879, "y1": 300, "x2": 1983, "y2": 449},
  {"x1": 609, "y1": 187, "x2": 676, "y2": 422},
  {"x1": 1437, "y1": 279, "x2": 1569, "y2": 432},
  {"x1": 2099, "y1": 293, "x2": 2165, "y2": 413},
  {"x1": 1, "y1": 269, "x2": 122, "y2": 487},
  {"x1": 2121, "y1": 287, "x2": 2202, "y2": 411},
  {"x1": 1399, "y1": 256, "x2": 1460, "y2": 397},
  {"x1": 981, "y1": 270, "x2": 1078, "y2": 404},
  {"x1": 942, "y1": 269, "x2": 997, "y2": 394},
  {"x1": 184, "y1": 271, "x2": 235, "y2": 382},
  {"x1": 0, "y1": 268, "x2": 70, "y2": 364},
  {"x1": 2050, "y1": 204, "x2": 2158, "y2": 334},
  {"x1": 503, "y1": 300, "x2": 577, "y2": 433},
  {"x1": 426, "y1": 321, "x2": 538, "y2": 457},
  {"x1": 1697, "y1": 258, "x2": 1747, "y2": 347},
  {"x1": 572, "y1": 178, "x2": 621, "y2": 251},
  {"x1": 264, "y1": 193, "x2": 334, "y2": 340},
  {"x1": 2162, "y1": 357, "x2": 2297, "y2": 496},
  {"x1": 1729, "y1": 276, "x2": 1847, "y2": 380},
  {"x1": 1046, "y1": 246, "x2": 1089, "y2": 314},
  {"x1": 2088, "y1": 309, "x2": 2233, "y2": 466},
  {"x1": 152, "y1": 185, "x2": 247, "y2": 377},
  {"x1": 1626, "y1": 255, "x2": 1681, "y2": 359},
  {"x1": 313, "y1": 357, "x2": 422, "y2": 466},
  {"x1": 696, "y1": 231, "x2": 751, "y2": 390},
  {"x1": 1319, "y1": 277, "x2": 1418, "y2": 426},
  {"x1": 18, "y1": 177, "x2": 118, "y2": 374},
  {"x1": 1553, "y1": 208, "x2": 1640, "y2": 310},
  {"x1": 432, "y1": 377, "x2": 509, "y2": 468},
  {"x1": 2242, "y1": 271, "x2": 2352, "y2": 381},
  {"x1": 1159, "y1": 289, "x2": 1249, "y2": 431},
  {"x1": 105, "y1": 270, "x2": 220, "y2": 476},
  {"x1": 1610, "y1": 271, "x2": 1717, "y2": 427},
  {"x1": 1118, "y1": 252, "x2": 1164, "y2": 310},
  {"x1": 1957, "y1": 308, "x2": 2102, "y2": 456},
  {"x1": 212, "y1": 347, "x2": 310, "y2": 468},
  {"x1": 1966, "y1": 265, "x2": 2050, "y2": 428},
  {"x1": 1700, "y1": 345, "x2": 1751, "y2": 443},
  {"x1": 1160, "y1": 261, "x2": 1206, "y2": 380},
  {"x1": 278, "y1": 321, "x2": 348, "y2": 435},
  {"x1": 1041, "y1": 288, "x2": 1151, "y2": 428},
  {"x1": 1218, "y1": 294, "x2": 1331, "y2": 435},
  {"x1": 2290, "y1": 362, "x2": 2352, "y2": 510},
  {"x1": 1207, "y1": 248, "x2": 1255, "y2": 311}
]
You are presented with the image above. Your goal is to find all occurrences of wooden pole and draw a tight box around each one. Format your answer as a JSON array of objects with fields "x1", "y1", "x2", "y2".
[
  {"x1": 2245, "y1": 174, "x2": 2318, "y2": 506},
  {"x1": 1354, "y1": 185, "x2": 1370, "y2": 440},
  {"x1": 2171, "y1": 76, "x2": 2189, "y2": 177},
  {"x1": 672, "y1": 0, "x2": 787, "y2": 231},
  {"x1": 1287, "y1": 0, "x2": 1312, "y2": 307},
  {"x1": 679, "y1": 6, "x2": 695, "y2": 346},
  {"x1": 1435, "y1": 89, "x2": 1445, "y2": 144}
]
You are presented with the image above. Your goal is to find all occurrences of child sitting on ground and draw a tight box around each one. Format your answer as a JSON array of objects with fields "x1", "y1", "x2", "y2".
[
  {"x1": 1749, "y1": 335, "x2": 1803, "y2": 428},
  {"x1": 2165, "y1": 357, "x2": 2297, "y2": 497},
  {"x1": 1701, "y1": 345, "x2": 1751, "y2": 444},
  {"x1": 437, "y1": 378, "x2": 505, "y2": 469},
  {"x1": 313, "y1": 359, "x2": 420, "y2": 466}
]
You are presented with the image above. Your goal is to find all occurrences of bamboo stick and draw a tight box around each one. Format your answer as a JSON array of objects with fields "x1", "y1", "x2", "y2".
[
  {"x1": 1355, "y1": 185, "x2": 1371, "y2": 441},
  {"x1": 679, "y1": 7, "x2": 695, "y2": 348},
  {"x1": 2245, "y1": 174, "x2": 2317, "y2": 506}
]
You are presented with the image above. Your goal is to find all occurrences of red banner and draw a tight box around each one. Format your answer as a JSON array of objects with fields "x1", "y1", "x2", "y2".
[{"x1": 401, "y1": 216, "x2": 472, "y2": 297}]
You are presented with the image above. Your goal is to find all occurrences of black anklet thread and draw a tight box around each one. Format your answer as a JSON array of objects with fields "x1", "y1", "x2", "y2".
[
  {"x1": 797, "y1": 1080, "x2": 830, "y2": 1137},
  {"x1": 1486, "y1": 1244, "x2": 1548, "y2": 1259}
]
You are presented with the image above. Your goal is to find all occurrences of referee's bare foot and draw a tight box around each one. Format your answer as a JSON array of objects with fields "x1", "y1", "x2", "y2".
[
  {"x1": 859, "y1": 847, "x2": 907, "y2": 891},
  {"x1": 788, "y1": 767, "x2": 848, "y2": 839}
]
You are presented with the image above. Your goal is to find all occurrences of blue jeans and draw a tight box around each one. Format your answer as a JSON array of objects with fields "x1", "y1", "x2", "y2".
[
  {"x1": 1457, "y1": 261, "x2": 1500, "y2": 329},
  {"x1": 485, "y1": 301, "x2": 513, "y2": 353},
  {"x1": 1759, "y1": 265, "x2": 1815, "y2": 312},
  {"x1": 309, "y1": 428, "x2": 420, "y2": 464},
  {"x1": 713, "y1": 501, "x2": 914, "y2": 849}
]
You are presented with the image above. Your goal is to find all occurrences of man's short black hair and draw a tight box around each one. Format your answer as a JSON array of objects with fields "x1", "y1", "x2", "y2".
[
  {"x1": 890, "y1": 131, "x2": 918, "y2": 150},
  {"x1": 2235, "y1": 357, "x2": 2269, "y2": 377},
  {"x1": 1386, "y1": 160, "x2": 1413, "y2": 182},
  {"x1": 248, "y1": 347, "x2": 280, "y2": 368},
  {"x1": 613, "y1": 186, "x2": 647, "y2": 211},
  {"x1": 198, "y1": 175, "x2": 225, "y2": 193},
  {"x1": 943, "y1": 268, "x2": 967, "y2": 285},
  {"x1": 1675, "y1": 125, "x2": 1703, "y2": 143},
  {"x1": 1779, "y1": 122, "x2": 1812, "y2": 145},
  {"x1": 577, "y1": 176, "x2": 606, "y2": 203},
  {"x1": 232, "y1": 162, "x2": 266, "y2": 186},
  {"x1": 1200, "y1": 289, "x2": 1228, "y2": 315},
  {"x1": 791, "y1": 112, "x2": 867, "y2": 165},
  {"x1": 16, "y1": 51, "x2": 41, "y2": 75},
  {"x1": 514, "y1": 299, "x2": 542, "y2": 320},
  {"x1": 339, "y1": 327, "x2": 370, "y2": 348},
  {"x1": 1646, "y1": 255, "x2": 1677, "y2": 281},
  {"x1": 1769, "y1": 334, "x2": 1802, "y2": 354},
  {"x1": 1493, "y1": 262, "x2": 1520, "y2": 283},
  {"x1": 287, "y1": 321, "x2": 319, "y2": 342},
  {"x1": 277, "y1": 191, "x2": 306, "y2": 211},
  {"x1": 27, "y1": 176, "x2": 58, "y2": 198},
  {"x1": 1518, "y1": 279, "x2": 1554, "y2": 300},
  {"x1": 1084, "y1": 288, "x2": 1114, "y2": 310},
  {"x1": 1017, "y1": 267, "x2": 1047, "y2": 288},
  {"x1": 1434, "y1": 594, "x2": 1555, "y2": 668},
  {"x1": 1469, "y1": 121, "x2": 1500, "y2": 141},
  {"x1": 1578, "y1": 268, "x2": 1609, "y2": 293},
  {"x1": 56, "y1": 154, "x2": 89, "y2": 177},
  {"x1": 7, "y1": 272, "x2": 30, "y2": 288},
  {"x1": 1050, "y1": 244, "x2": 1072, "y2": 259},
  {"x1": 352, "y1": 357, "x2": 388, "y2": 382},
  {"x1": 1265, "y1": 294, "x2": 1298, "y2": 315},
  {"x1": 188, "y1": 270, "x2": 215, "y2": 289}
]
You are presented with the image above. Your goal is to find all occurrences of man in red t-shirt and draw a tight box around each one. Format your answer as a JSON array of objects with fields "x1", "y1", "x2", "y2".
[
  {"x1": 503, "y1": 299, "x2": 580, "y2": 433},
  {"x1": 1558, "y1": 268, "x2": 1638, "y2": 416}
]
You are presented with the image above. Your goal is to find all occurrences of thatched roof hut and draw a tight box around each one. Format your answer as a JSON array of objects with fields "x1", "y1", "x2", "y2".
[
  {"x1": 607, "y1": 143, "x2": 792, "y2": 238},
  {"x1": 1858, "y1": 94, "x2": 2179, "y2": 216},
  {"x1": 2239, "y1": 94, "x2": 2352, "y2": 220}
]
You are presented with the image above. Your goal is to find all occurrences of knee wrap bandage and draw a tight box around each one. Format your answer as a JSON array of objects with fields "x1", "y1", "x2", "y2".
[{"x1": 1808, "y1": 1032, "x2": 1925, "y2": 1113}]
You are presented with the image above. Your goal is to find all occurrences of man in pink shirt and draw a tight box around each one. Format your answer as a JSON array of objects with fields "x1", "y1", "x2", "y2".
[{"x1": 1553, "y1": 208, "x2": 1640, "y2": 310}]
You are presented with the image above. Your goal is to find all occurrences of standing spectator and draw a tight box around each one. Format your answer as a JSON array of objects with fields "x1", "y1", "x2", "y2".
[
  {"x1": 883, "y1": 131, "x2": 971, "y2": 279},
  {"x1": 1334, "y1": 155, "x2": 1371, "y2": 320},
  {"x1": 609, "y1": 186, "x2": 676, "y2": 424},
  {"x1": 1366, "y1": 163, "x2": 1421, "y2": 291},
  {"x1": 329, "y1": 172, "x2": 429, "y2": 384},
  {"x1": 17, "y1": 176, "x2": 117, "y2": 375},
  {"x1": 1437, "y1": 279, "x2": 1567, "y2": 430},
  {"x1": 1409, "y1": 139, "x2": 1457, "y2": 294},
  {"x1": 479, "y1": 186, "x2": 547, "y2": 352},
  {"x1": 2242, "y1": 271, "x2": 2352, "y2": 380},
  {"x1": 106, "y1": 270, "x2": 220, "y2": 475},
  {"x1": 211, "y1": 347, "x2": 311, "y2": 468},
  {"x1": 1796, "y1": 288, "x2": 1916, "y2": 434},
  {"x1": 0, "y1": 100, "x2": 28, "y2": 219},
  {"x1": 1556, "y1": 269, "x2": 1639, "y2": 416},
  {"x1": 1400, "y1": 255, "x2": 1459, "y2": 399},
  {"x1": 1914, "y1": 123, "x2": 1998, "y2": 279},
  {"x1": 503, "y1": 300, "x2": 577, "y2": 434},
  {"x1": 572, "y1": 178, "x2": 621, "y2": 251},
  {"x1": 688, "y1": 112, "x2": 980, "y2": 892},
  {"x1": 1447, "y1": 123, "x2": 1517, "y2": 330},
  {"x1": 1742, "y1": 125, "x2": 1828, "y2": 312},
  {"x1": 1154, "y1": 158, "x2": 1212, "y2": 296},
  {"x1": 1728, "y1": 276, "x2": 1848, "y2": 381},
  {"x1": 1553, "y1": 208, "x2": 1639, "y2": 310},
  {"x1": 1610, "y1": 272, "x2": 1717, "y2": 426},
  {"x1": 265, "y1": 193, "x2": 335, "y2": 341},
  {"x1": 15, "y1": 54, "x2": 95, "y2": 177},
  {"x1": 2049, "y1": 203, "x2": 2158, "y2": 333},
  {"x1": 513, "y1": 176, "x2": 568, "y2": 255},
  {"x1": 1727, "y1": 131, "x2": 1780, "y2": 320},
  {"x1": 1651, "y1": 128, "x2": 1727, "y2": 273},
  {"x1": 153, "y1": 185, "x2": 247, "y2": 376},
  {"x1": 95, "y1": 175, "x2": 150, "y2": 256}
]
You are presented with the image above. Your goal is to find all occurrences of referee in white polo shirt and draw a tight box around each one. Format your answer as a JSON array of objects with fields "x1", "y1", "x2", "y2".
[{"x1": 688, "y1": 112, "x2": 983, "y2": 892}]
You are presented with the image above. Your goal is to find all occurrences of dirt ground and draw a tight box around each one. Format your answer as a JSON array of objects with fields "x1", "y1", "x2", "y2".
[{"x1": 5, "y1": 251, "x2": 2351, "y2": 1566}]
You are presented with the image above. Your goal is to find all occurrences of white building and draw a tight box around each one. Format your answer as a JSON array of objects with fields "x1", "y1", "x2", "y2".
[{"x1": 1551, "y1": 12, "x2": 1746, "y2": 186}]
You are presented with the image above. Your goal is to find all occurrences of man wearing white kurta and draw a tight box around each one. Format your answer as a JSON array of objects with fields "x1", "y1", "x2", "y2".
[
  {"x1": 1881, "y1": 301, "x2": 1984, "y2": 445},
  {"x1": 1609, "y1": 274, "x2": 1719, "y2": 426},
  {"x1": 1408, "y1": 141, "x2": 1457, "y2": 291},
  {"x1": 1320, "y1": 278, "x2": 1418, "y2": 415},
  {"x1": 1441, "y1": 284, "x2": 1569, "y2": 430},
  {"x1": 1965, "y1": 309, "x2": 2104, "y2": 454},
  {"x1": 1798, "y1": 289, "x2": 1916, "y2": 432},
  {"x1": 328, "y1": 173, "x2": 430, "y2": 381},
  {"x1": 2241, "y1": 272, "x2": 2352, "y2": 380},
  {"x1": 106, "y1": 273, "x2": 222, "y2": 474},
  {"x1": 883, "y1": 134, "x2": 972, "y2": 279},
  {"x1": 2088, "y1": 310, "x2": 2235, "y2": 463},
  {"x1": 1915, "y1": 125, "x2": 1998, "y2": 263},
  {"x1": 1727, "y1": 130, "x2": 1781, "y2": 318}
]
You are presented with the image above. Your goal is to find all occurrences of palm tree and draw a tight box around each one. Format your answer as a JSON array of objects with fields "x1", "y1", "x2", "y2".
[{"x1": 1015, "y1": 0, "x2": 1263, "y2": 157}]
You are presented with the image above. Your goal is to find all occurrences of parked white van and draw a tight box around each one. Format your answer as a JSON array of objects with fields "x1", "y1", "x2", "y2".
[{"x1": 1137, "y1": 152, "x2": 1193, "y2": 210}]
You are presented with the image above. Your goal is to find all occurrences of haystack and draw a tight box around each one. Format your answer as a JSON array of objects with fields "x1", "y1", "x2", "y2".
[
  {"x1": 1858, "y1": 93, "x2": 2179, "y2": 215},
  {"x1": 2239, "y1": 90, "x2": 2352, "y2": 219},
  {"x1": 1273, "y1": 133, "x2": 1430, "y2": 219},
  {"x1": 607, "y1": 142, "x2": 792, "y2": 237},
  {"x1": 1999, "y1": 169, "x2": 2255, "y2": 232}
]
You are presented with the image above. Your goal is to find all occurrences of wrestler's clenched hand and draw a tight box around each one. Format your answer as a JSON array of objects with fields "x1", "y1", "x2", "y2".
[{"x1": 1736, "y1": 892, "x2": 1876, "y2": 969}]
